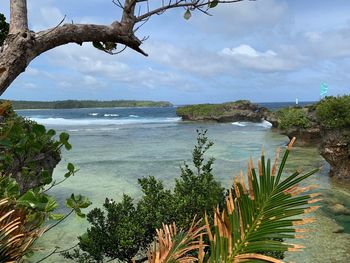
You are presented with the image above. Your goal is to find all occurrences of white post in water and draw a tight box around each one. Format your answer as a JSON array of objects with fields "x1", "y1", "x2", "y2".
[{"x1": 295, "y1": 98, "x2": 299, "y2": 105}]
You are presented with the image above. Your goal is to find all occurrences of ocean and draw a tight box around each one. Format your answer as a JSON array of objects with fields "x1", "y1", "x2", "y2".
[{"x1": 16, "y1": 104, "x2": 350, "y2": 262}]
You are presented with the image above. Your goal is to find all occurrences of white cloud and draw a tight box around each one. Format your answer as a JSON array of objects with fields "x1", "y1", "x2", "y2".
[
  {"x1": 220, "y1": 44, "x2": 303, "y2": 72},
  {"x1": 27, "y1": 1, "x2": 65, "y2": 31},
  {"x1": 222, "y1": 45, "x2": 277, "y2": 58}
]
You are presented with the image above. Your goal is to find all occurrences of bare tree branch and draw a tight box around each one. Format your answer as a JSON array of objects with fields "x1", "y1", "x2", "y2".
[{"x1": 136, "y1": 0, "x2": 245, "y2": 22}]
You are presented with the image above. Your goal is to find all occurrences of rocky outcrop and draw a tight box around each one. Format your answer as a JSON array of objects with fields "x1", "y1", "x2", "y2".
[
  {"x1": 320, "y1": 128, "x2": 350, "y2": 179},
  {"x1": 177, "y1": 100, "x2": 276, "y2": 125},
  {"x1": 279, "y1": 127, "x2": 321, "y2": 146}
]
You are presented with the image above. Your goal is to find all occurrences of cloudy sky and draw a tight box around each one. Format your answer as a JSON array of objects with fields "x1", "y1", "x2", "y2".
[{"x1": 1, "y1": 0, "x2": 350, "y2": 104}]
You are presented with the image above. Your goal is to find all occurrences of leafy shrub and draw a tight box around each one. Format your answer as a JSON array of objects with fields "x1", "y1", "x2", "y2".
[
  {"x1": 316, "y1": 95, "x2": 350, "y2": 128},
  {"x1": 277, "y1": 108, "x2": 310, "y2": 129},
  {"x1": 0, "y1": 101, "x2": 73, "y2": 193},
  {"x1": 0, "y1": 101, "x2": 91, "y2": 261},
  {"x1": 64, "y1": 130, "x2": 225, "y2": 262}
]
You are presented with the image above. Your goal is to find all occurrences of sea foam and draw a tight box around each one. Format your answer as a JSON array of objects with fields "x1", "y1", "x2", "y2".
[
  {"x1": 30, "y1": 117, "x2": 181, "y2": 126},
  {"x1": 232, "y1": 120, "x2": 272, "y2": 129}
]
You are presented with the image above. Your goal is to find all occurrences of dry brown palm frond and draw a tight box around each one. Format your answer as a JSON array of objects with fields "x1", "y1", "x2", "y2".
[
  {"x1": 148, "y1": 218, "x2": 206, "y2": 263},
  {"x1": 0, "y1": 198, "x2": 44, "y2": 262}
]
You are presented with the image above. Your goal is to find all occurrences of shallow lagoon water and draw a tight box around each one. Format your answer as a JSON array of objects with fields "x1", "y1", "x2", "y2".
[{"x1": 16, "y1": 107, "x2": 350, "y2": 263}]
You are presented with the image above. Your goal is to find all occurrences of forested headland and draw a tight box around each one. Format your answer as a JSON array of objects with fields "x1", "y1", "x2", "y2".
[{"x1": 2, "y1": 100, "x2": 173, "y2": 109}]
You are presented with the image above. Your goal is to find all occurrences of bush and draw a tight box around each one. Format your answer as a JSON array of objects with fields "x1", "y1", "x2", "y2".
[
  {"x1": 316, "y1": 95, "x2": 350, "y2": 128},
  {"x1": 64, "y1": 130, "x2": 225, "y2": 262},
  {"x1": 277, "y1": 107, "x2": 310, "y2": 129}
]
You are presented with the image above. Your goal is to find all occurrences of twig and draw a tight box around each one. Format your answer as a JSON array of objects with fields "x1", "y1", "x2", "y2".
[
  {"x1": 34, "y1": 244, "x2": 79, "y2": 263},
  {"x1": 36, "y1": 15, "x2": 67, "y2": 39},
  {"x1": 44, "y1": 209, "x2": 74, "y2": 233}
]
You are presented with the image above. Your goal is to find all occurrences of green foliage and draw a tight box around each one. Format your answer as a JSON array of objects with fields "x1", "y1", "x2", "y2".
[
  {"x1": 63, "y1": 195, "x2": 145, "y2": 262},
  {"x1": 174, "y1": 129, "x2": 225, "y2": 227},
  {"x1": 277, "y1": 107, "x2": 310, "y2": 130},
  {"x1": 0, "y1": 102, "x2": 91, "y2": 261},
  {"x1": 64, "y1": 130, "x2": 225, "y2": 262},
  {"x1": 0, "y1": 104, "x2": 72, "y2": 193},
  {"x1": 316, "y1": 95, "x2": 350, "y2": 128},
  {"x1": 3, "y1": 99, "x2": 173, "y2": 109},
  {"x1": 0, "y1": 13, "x2": 9, "y2": 46}
]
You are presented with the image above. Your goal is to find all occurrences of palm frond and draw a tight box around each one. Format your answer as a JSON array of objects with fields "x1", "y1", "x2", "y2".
[
  {"x1": 206, "y1": 137, "x2": 320, "y2": 262},
  {"x1": 148, "y1": 219, "x2": 206, "y2": 263},
  {"x1": 0, "y1": 198, "x2": 44, "y2": 262}
]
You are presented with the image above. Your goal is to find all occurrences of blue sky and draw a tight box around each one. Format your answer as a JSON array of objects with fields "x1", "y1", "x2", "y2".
[{"x1": 1, "y1": 0, "x2": 350, "y2": 104}]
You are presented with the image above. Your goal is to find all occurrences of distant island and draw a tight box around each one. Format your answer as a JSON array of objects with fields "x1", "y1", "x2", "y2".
[
  {"x1": 4, "y1": 100, "x2": 173, "y2": 109},
  {"x1": 176, "y1": 100, "x2": 275, "y2": 123}
]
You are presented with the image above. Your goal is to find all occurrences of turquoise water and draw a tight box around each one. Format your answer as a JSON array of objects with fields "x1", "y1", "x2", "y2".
[{"x1": 16, "y1": 107, "x2": 350, "y2": 262}]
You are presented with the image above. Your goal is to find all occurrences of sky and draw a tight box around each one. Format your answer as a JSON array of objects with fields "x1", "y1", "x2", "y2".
[{"x1": 1, "y1": 0, "x2": 350, "y2": 104}]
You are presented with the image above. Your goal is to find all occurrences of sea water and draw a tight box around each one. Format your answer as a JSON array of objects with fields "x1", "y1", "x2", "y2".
[{"x1": 16, "y1": 106, "x2": 350, "y2": 262}]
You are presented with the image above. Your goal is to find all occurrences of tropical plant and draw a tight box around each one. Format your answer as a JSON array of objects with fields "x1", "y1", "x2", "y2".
[
  {"x1": 147, "y1": 219, "x2": 206, "y2": 263},
  {"x1": 316, "y1": 95, "x2": 350, "y2": 129},
  {"x1": 0, "y1": 198, "x2": 44, "y2": 262},
  {"x1": 148, "y1": 138, "x2": 320, "y2": 262}
]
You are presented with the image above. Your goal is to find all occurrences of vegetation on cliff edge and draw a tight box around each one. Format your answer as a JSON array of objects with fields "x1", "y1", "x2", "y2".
[
  {"x1": 176, "y1": 100, "x2": 254, "y2": 118},
  {"x1": 277, "y1": 108, "x2": 310, "y2": 130},
  {"x1": 316, "y1": 95, "x2": 350, "y2": 129}
]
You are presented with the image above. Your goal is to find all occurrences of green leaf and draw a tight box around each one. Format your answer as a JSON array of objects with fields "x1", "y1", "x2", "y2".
[
  {"x1": 67, "y1": 163, "x2": 75, "y2": 172},
  {"x1": 47, "y1": 129, "x2": 56, "y2": 137},
  {"x1": 64, "y1": 141, "x2": 72, "y2": 151},
  {"x1": 184, "y1": 10, "x2": 191, "y2": 20},
  {"x1": 59, "y1": 132, "x2": 70, "y2": 143},
  {"x1": 209, "y1": 0, "x2": 219, "y2": 8},
  {"x1": 17, "y1": 190, "x2": 58, "y2": 212},
  {"x1": 66, "y1": 194, "x2": 92, "y2": 210},
  {"x1": 32, "y1": 124, "x2": 46, "y2": 136},
  {"x1": 41, "y1": 170, "x2": 53, "y2": 185},
  {"x1": 49, "y1": 213, "x2": 65, "y2": 220}
]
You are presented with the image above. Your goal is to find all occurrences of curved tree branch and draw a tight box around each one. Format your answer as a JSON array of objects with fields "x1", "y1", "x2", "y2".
[{"x1": 34, "y1": 22, "x2": 147, "y2": 56}]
